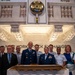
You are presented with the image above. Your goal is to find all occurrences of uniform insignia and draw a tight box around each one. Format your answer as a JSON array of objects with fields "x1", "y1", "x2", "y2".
[
  {"x1": 26, "y1": 57, "x2": 28, "y2": 58},
  {"x1": 26, "y1": 52, "x2": 28, "y2": 54},
  {"x1": 33, "y1": 52, "x2": 35, "y2": 54},
  {"x1": 49, "y1": 56, "x2": 52, "y2": 58}
]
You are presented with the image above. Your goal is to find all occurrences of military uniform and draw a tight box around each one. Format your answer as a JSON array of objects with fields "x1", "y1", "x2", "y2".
[
  {"x1": 39, "y1": 53, "x2": 56, "y2": 65},
  {"x1": 21, "y1": 49, "x2": 37, "y2": 65},
  {"x1": 54, "y1": 54, "x2": 67, "y2": 66}
]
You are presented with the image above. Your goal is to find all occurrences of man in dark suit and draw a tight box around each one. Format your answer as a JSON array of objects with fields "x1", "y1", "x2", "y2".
[
  {"x1": 21, "y1": 41, "x2": 37, "y2": 65},
  {"x1": 0, "y1": 56, "x2": 2, "y2": 75},
  {"x1": 2, "y1": 45, "x2": 18, "y2": 75},
  {"x1": 39, "y1": 47, "x2": 56, "y2": 65},
  {"x1": 0, "y1": 46, "x2": 5, "y2": 57}
]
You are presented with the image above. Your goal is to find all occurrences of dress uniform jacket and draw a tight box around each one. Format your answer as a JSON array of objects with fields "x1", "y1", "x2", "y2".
[
  {"x1": 2, "y1": 53, "x2": 18, "y2": 75},
  {"x1": 21, "y1": 49, "x2": 37, "y2": 65},
  {"x1": 39, "y1": 53, "x2": 56, "y2": 65}
]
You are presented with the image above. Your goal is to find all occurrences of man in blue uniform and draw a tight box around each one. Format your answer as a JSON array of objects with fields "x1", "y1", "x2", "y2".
[
  {"x1": 21, "y1": 41, "x2": 37, "y2": 65},
  {"x1": 39, "y1": 47, "x2": 56, "y2": 65}
]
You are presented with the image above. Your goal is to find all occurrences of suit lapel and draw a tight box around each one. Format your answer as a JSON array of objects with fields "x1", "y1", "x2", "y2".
[
  {"x1": 6, "y1": 53, "x2": 10, "y2": 64},
  {"x1": 10, "y1": 53, "x2": 13, "y2": 63},
  {"x1": 46, "y1": 53, "x2": 49, "y2": 60}
]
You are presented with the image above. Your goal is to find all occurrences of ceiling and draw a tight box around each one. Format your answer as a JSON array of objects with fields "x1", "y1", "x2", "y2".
[{"x1": 0, "y1": 24, "x2": 75, "y2": 44}]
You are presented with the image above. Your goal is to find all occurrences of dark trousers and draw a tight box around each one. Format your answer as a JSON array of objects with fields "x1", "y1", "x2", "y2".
[
  {"x1": 2, "y1": 70, "x2": 7, "y2": 75},
  {"x1": 69, "y1": 72, "x2": 72, "y2": 75}
]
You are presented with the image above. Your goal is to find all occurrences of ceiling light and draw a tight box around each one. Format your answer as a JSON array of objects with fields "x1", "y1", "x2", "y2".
[
  {"x1": 49, "y1": 32, "x2": 59, "y2": 42},
  {"x1": 14, "y1": 32, "x2": 23, "y2": 41},
  {"x1": 0, "y1": 32, "x2": 7, "y2": 41}
]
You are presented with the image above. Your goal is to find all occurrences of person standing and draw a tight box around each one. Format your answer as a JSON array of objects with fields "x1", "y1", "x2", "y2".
[
  {"x1": 54, "y1": 47, "x2": 67, "y2": 66},
  {"x1": 64, "y1": 45, "x2": 75, "y2": 75},
  {"x1": 21, "y1": 41, "x2": 37, "y2": 65},
  {"x1": 0, "y1": 46, "x2": 5, "y2": 57},
  {"x1": 2, "y1": 45, "x2": 18, "y2": 75},
  {"x1": 48, "y1": 44, "x2": 56, "y2": 55},
  {"x1": 39, "y1": 47, "x2": 56, "y2": 65},
  {"x1": 34, "y1": 44, "x2": 42, "y2": 64},
  {"x1": 15, "y1": 46, "x2": 21, "y2": 64},
  {"x1": 0, "y1": 57, "x2": 1, "y2": 75}
]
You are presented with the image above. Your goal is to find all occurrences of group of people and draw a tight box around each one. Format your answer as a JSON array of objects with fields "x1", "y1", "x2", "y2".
[{"x1": 0, "y1": 41, "x2": 75, "y2": 75}]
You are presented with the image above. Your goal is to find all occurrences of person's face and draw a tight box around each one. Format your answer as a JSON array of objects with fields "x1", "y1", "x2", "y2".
[
  {"x1": 49, "y1": 45, "x2": 53, "y2": 51},
  {"x1": 35, "y1": 45, "x2": 39, "y2": 51},
  {"x1": 12, "y1": 46, "x2": 15, "y2": 52},
  {"x1": 7, "y1": 46, "x2": 12, "y2": 53},
  {"x1": 0, "y1": 47, "x2": 5, "y2": 53},
  {"x1": 16, "y1": 47, "x2": 20, "y2": 53},
  {"x1": 28, "y1": 42, "x2": 33, "y2": 49},
  {"x1": 65, "y1": 46, "x2": 71, "y2": 53},
  {"x1": 57, "y1": 47, "x2": 61, "y2": 54},
  {"x1": 44, "y1": 48, "x2": 49, "y2": 54}
]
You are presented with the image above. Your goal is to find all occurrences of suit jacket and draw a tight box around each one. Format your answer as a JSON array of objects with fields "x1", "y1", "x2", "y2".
[
  {"x1": 2, "y1": 53, "x2": 18, "y2": 70},
  {"x1": 39, "y1": 53, "x2": 56, "y2": 65},
  {"x1": 0, "y1": 56, "x2": 2, "y2": 75},
  {"x1": 21, "y1": 49, "x2": 37, "y2": 65}
]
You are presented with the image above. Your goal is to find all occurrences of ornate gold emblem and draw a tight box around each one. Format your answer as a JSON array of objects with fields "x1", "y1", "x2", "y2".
[
  {"x1": 30, "y1": 1, "x2": 44, "y2": 23},
  {"x1": 30, "y1": 1, "x2": 44, "y2": 15}
]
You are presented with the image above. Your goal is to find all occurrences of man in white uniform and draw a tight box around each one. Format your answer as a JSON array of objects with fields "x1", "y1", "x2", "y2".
[{"x1": 54, "y1": 47, "x2": 67, "y2": 66}]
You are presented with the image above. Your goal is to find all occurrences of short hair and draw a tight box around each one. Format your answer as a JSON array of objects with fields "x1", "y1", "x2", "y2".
[
  {"x1": 0, "y1": 46, "x2": 5, "y2": 48},
  {"x1": 48, "y1": 44, "x2": 53, "y2": 47},
  {"x1": 16, "y1": 46, "x2": 20, "y2": 48},
  {"x1": 35, "y1": 44, "x2": 39, "y2": 47},
  {"x1": 57, "y1": 47, "x2": 61, "y2": 50},
  {"x1": 44, "y1": 46, "x2": 49, "y2": 50}
]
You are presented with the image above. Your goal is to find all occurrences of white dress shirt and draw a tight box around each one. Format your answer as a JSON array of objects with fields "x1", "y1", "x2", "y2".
[
  {"x1": 73, "y1": 53, "x2": 75, "y2": 60},
  {"x1": 36, "y1": 51, "x2": 42, "y2": 64},
  {"x1": 15, "y1": 52, "x2": 21, "y2": 64},
  {"x1": 49, "y1": 51, "x2": 56, "y2": 55},
  {"x1": 54, "y1": 54, "x2": 67, "y2": 66}
]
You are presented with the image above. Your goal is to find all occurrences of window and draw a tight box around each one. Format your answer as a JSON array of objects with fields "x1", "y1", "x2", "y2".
[
  {"x1": 1, "y1": 5, "x2": 13, "y2": 17},
  {"x1": 61, "y1": 6, "x2": 72, "y2": 18},
  {"x1": 48, "y1": 3, "x2": 54, "y2": 18},
  {"x1": 61, "y1": 0, "x2": 70, "y2": 2},
  {"x1": 20, "y1": 5, "x2": 26, "y2": 17}
]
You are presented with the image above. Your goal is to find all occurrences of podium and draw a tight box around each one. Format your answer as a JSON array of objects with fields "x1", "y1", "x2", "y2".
[
  {"x1": 7, "y1": 65, "x2": 69, "y2": 75},
  {"x1": 10, "y1": 65, "x2": 65, "y2": 71}
]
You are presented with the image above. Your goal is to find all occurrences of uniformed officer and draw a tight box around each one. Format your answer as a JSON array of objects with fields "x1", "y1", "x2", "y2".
[
  {"x1": 21, "y1": 41, "x2": 37, "y2": 65},
  {"x1": 54, "y1": 47, "x2": 67, "y2": 66},
  {"x1": 48, "y1": 44, "x2": 56, "y2": 55},
  {"x1": 34, "y1": 44, "x2": 42, "y2": 64},
  {"x1": 39, "y1": 47, "x2": 56, "y2": 65},
  {"x1": 64, "y1": 45, "x2": 75, "y2": 75}
]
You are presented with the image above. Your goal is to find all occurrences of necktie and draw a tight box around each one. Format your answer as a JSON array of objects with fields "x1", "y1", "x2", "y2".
[
  {"x1": 8, "y1": 54, "x2": 11, "y2": 63},
  {"x1": 45, "y1": 54, "x2": 47, "y2": 60}
]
